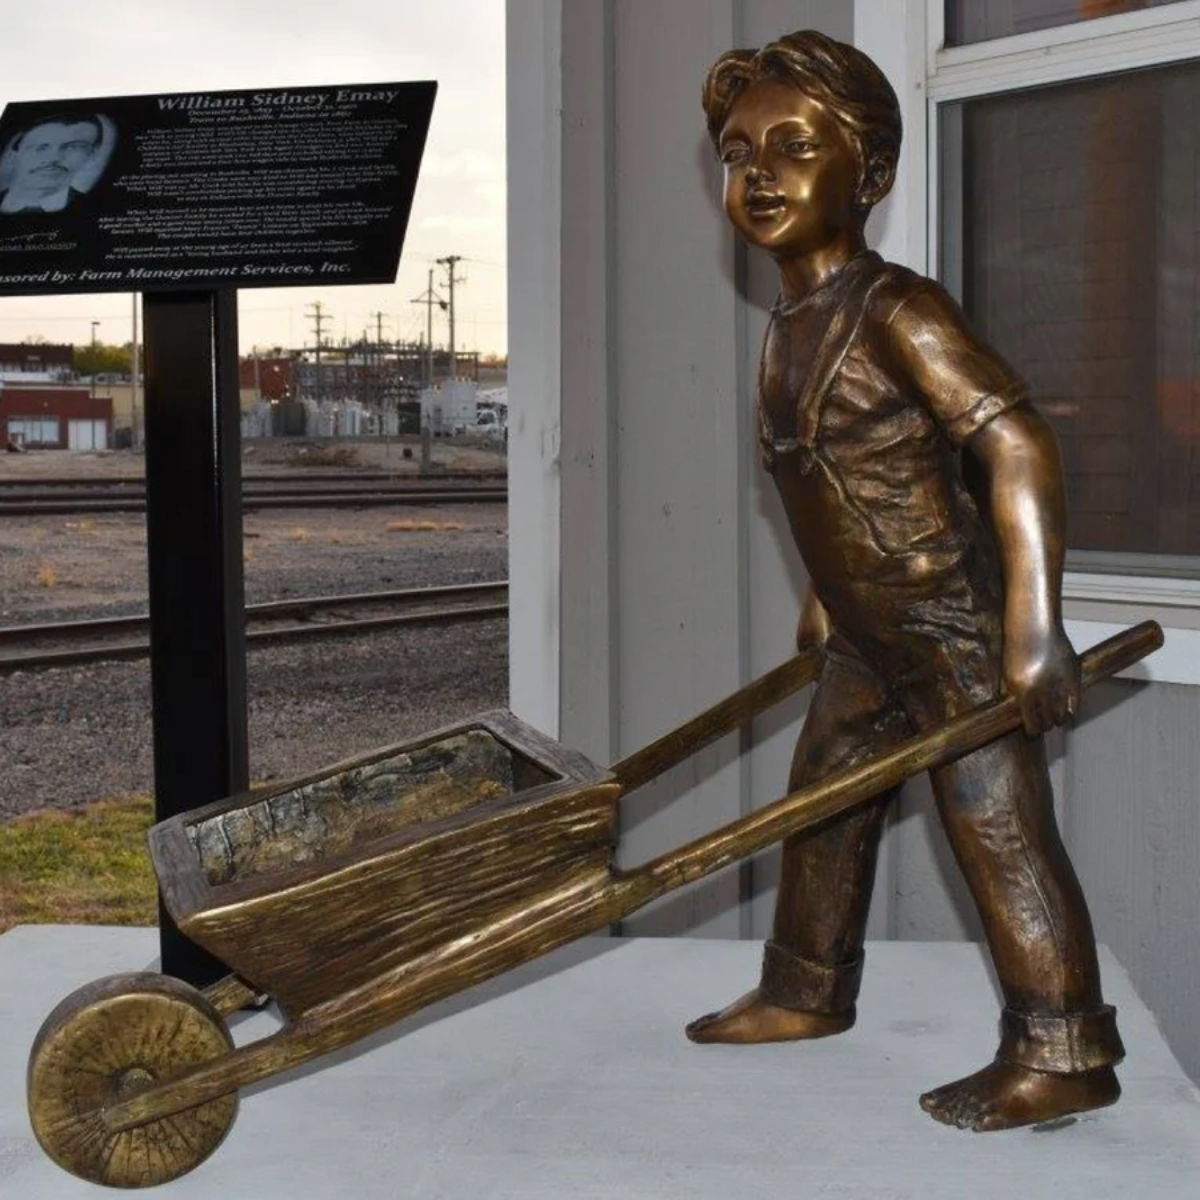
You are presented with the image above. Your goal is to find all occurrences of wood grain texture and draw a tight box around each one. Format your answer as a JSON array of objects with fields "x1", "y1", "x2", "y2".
[
  {"x1": 27, "y1": 973, "x2": 236, "y2": 1187},
  {"x1": 612, "y1": 649, "x2": 821, "y2": 792},
  {"x1": 150, "y1": 711, "x2": 615, "y2": 1018},
  {"x1": 185, "y1": 784, "x2": 618, "y2": 1017},
  {"x1": 101, "y1": 867, "x2": 636, "y2": 1135}
]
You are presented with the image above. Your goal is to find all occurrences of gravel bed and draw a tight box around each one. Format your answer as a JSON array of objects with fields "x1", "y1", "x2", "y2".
[
  {"x1": 0, "y1": 441, "x2": 505, "y2": 480},
  {"x1": 1, "y1": 504, "x2": 507, "y2": 626},
  {"x1": 0, "y1": 499, "x2": 509, "y2": 821}
]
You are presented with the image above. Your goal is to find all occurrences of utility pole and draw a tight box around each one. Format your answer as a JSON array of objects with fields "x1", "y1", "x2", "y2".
[
  {"x1": 305, "y1": 302, "x2": 330, "y2": 405},
  {"x1": 369, "y1": 311, "x2": 387, "y2": 413},
  {"x1": 436, "y1": 255, "x2": 466, "y2": 379},
  {"x1": 411, "y1": 270, "x2": 446, "y2": 388}
]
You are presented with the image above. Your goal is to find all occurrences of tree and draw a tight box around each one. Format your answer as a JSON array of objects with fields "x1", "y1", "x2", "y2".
[{"x1": 72, "y1": 341, "x2": 132, "y2": 377}]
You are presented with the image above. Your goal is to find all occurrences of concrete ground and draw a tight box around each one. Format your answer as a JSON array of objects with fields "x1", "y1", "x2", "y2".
[{"x1": 3, "y1": 929, "x2": 1199, "y2": 1198}]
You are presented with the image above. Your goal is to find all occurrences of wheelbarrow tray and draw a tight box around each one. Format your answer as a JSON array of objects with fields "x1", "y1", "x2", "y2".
[{"x1": 150, "y1": 710, "x2": 617, "y2": 1019}]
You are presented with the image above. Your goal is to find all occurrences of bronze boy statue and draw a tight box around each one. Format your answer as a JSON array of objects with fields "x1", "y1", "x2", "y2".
[{"x1": 687, "y1": 30, "x2": 1124, "y2": 1131}]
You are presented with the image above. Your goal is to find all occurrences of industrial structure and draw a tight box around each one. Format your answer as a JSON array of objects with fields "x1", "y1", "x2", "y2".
[{"x1": 237, "y1": 339, "x2": 492, "y2": 440}]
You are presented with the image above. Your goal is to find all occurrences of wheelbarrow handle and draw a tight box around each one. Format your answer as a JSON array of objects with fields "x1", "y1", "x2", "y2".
[
  {"x1": 626, "y1": 620, "x2": 1164, "y2": 895},
  {"x1": 611, "y1": 646, "x2": 824, "y2": 793}
]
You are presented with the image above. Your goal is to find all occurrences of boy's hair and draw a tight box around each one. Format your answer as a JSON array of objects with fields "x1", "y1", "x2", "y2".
[{"x1": 702, "y1": 30, "x2": 901, "y2": 205}]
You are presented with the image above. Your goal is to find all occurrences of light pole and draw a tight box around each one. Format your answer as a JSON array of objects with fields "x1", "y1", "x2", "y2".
[
  {"x1": 90, "y1": 321, "x2": 100, "y2": 401},
  {"x1": 131, "y1": 296, "x2": 141, "y2": 449}
]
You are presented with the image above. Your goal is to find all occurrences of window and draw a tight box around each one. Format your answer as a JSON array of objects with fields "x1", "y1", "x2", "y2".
[
  {"x1": 926, "y1": 0, "x2": 1200, "y2": 585},
  {"x1": 940, "y1": 60, "x2": 1200, "y2": 570},
  {"x1": 7, "y1": 416, "x2": 58, "y2": 445},
  {"x1": 946, "y1": 0, "x2": 1185, "y2": 47}
]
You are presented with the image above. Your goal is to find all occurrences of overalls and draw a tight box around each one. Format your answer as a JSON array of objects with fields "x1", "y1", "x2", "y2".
[{"x1": 757, "y1": 251, "x2": 1123, "y2": 1075}]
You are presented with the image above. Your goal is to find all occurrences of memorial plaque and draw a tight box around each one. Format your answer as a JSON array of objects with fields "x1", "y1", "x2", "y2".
[{"x1": 0, "y1": 82, "x2": 436, "y2": 295}]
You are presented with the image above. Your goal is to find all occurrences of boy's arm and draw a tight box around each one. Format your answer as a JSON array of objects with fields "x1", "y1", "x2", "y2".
[
  {"x1": 886, "y1": 281, "x2": 1079, "y2": 735},
  {"x1": 966, "y1": 404, "x2": 1081, "y2": 736}
]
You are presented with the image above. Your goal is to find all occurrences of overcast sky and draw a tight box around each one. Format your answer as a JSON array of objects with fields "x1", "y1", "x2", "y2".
[{"x1": 0, "y1": 0, "x2": 507, "y2": 355}]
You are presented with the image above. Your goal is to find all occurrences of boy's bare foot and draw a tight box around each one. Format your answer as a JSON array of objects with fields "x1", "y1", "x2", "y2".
[
  {"x1": 685, "y1": 988, "x2": 854, "y2": 1044},
  {"x1": 919, "y1": 1062, "x2": 1120, "y2": 1131}
]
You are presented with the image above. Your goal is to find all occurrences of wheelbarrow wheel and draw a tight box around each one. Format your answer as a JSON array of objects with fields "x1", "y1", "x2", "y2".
[{"x1": 27, "y1": 972, "x2": 238, "y2": 1188}]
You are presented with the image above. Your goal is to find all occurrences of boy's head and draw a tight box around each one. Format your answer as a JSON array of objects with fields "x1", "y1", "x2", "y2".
[{"x1": 702, "y1": 31, "x2": 901, "y2": 250}]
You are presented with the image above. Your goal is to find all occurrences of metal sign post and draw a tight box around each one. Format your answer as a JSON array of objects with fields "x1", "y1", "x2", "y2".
[{"x1": 143, "y1": 289, "x2": 247, "y2": 985}]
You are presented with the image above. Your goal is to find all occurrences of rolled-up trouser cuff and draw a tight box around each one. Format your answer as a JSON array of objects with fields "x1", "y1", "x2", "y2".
[
  {"x1": 997, "y1": 1005, "x2": 1125, "y2": 1074},
  {"x1": 759, "y1": 940, "x2": 863, "y2": 1013}
]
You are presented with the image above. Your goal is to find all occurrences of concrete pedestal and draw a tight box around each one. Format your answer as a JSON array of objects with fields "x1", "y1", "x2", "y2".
[{"x1": 2, "y1": 927, "x2": 1198, "y2": 1197}]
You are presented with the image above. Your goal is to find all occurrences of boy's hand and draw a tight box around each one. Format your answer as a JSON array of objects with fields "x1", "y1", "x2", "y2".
[{"x1": 1003, "y1": 623, "x2": 1081, "y2": 736}]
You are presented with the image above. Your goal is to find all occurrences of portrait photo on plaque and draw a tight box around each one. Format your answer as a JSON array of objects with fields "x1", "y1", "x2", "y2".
[{"x1": 0, "y1": 113, "x2": 117, "y2": 215}]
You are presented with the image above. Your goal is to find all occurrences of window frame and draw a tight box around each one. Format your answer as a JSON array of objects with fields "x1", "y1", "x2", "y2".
[{"x1": 857, "y1": 0, "x2": 1200, "y2": 684}]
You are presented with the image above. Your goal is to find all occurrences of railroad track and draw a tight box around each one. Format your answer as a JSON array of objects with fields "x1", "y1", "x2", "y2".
[
  {"x1": 0, "y1": 480, "x2": 506, "y2": 516},
  {"x1": 0, "y1": 471, "x2": 506, "y2": 488},
  {"x1": 0, "y1": 581, "x2": 508, "y2": 672}
]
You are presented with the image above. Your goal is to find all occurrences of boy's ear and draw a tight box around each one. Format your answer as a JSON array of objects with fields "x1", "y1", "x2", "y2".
[{"x1": 857, "y1": 154, "x2": 896, "y2": 210}]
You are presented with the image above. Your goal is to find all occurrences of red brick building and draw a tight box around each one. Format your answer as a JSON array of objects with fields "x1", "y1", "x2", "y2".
[
  {"x1": 239, "y1": 356, "x2": 296, "y2": 402},
  {"x1": 2, "y1": 386, "x2": 113, "y2": 449}
]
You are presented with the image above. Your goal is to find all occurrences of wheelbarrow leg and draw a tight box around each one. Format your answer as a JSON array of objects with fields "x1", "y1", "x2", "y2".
[{"x1": 204, "y1": 973, "x2": 269, "y2": 1017}]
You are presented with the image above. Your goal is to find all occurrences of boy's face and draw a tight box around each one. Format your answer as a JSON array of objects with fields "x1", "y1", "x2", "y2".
[{"x1": 718, "y1": 81, "x2": 860, "y2": 261}]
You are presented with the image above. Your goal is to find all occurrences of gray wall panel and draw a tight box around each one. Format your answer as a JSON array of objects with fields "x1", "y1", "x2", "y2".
[
  {"x1": 560, "y1": 0, "x2": 618, "y2": 768},
  {"x1": 1066, "y1": 679, "x2": 1200, "y2": 1083},
  {"x1": 609, "y1": 0, "x2": 744, "y2": 935}
]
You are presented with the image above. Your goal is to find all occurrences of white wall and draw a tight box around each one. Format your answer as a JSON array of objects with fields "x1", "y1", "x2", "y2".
[{"x1": 506, "y1": 0, "x2": 562, "y2": 737}]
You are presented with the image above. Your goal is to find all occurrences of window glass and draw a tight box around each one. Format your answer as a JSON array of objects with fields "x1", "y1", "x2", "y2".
[
  {"x1": 941, "y1": 62, "x2": 1200, "y2": 570},
  {"x1": 7, "y1": 416, "x2": 58, "y2": 444},
  {"x1": 946, "y1": 1, "x2": 1183, "y2": 47}
]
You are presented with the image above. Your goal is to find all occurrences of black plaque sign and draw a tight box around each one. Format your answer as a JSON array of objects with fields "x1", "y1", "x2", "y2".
[{"x1": 0, "y1": 82, "x2": 435, "y2": 295}]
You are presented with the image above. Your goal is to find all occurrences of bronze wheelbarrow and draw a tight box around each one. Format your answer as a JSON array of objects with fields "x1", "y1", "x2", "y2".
[{"x1": 26, "y1": 621, "x2": 1162, "y2": 1188}]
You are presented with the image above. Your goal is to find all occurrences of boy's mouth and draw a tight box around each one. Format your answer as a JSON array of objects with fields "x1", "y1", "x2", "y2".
[{"x1": 746, "y1": 190, "x2": 786, "y2": 218}]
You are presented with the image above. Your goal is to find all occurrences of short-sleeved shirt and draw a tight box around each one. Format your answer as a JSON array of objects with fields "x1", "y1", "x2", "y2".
[{"x1": 759, "y1": 250, "x2": 1026, "y2": 677}]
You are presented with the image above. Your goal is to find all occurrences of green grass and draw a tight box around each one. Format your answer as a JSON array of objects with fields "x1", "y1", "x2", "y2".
[{"x1": 0, "y1": 794, "x2": 158, "y2": 934}]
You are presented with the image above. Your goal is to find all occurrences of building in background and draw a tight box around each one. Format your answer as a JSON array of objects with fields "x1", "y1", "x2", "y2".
[
  {"x1": 1, "y1": 384, "x2": 111, "y2": 449},
  {"x1": 239, "y1": 355, "x2": 298, "y2": 405},
  {"x1": 0, "y1": 343, "x2": 73, "y2": 383}
]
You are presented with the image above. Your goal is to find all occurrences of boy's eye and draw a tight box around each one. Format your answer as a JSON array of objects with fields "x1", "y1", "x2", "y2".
[
  {"x1": 719, "y1": 143, "x2": 749, "y2": 165},
  {"x1": 784, "y1": 138, "x2": 816, "y2": 155}
]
